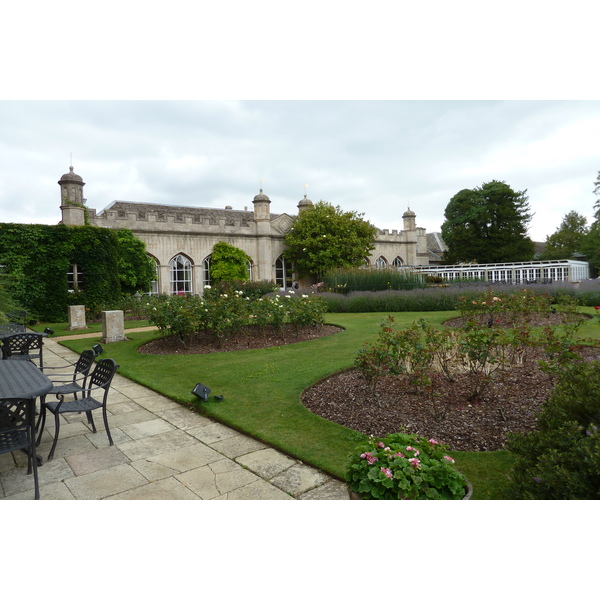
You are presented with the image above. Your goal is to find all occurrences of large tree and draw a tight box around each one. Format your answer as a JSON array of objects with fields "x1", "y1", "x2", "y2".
[
  {"x1": 577, "y1": 169, "x2": 600, "y2": 274},
  {"x1": 283, "y1": 201, "x2": 377, "y2": 278},
  {"x1": 441, "y1": 180, "x2": 535, "y2": 264},
  {"x1": 539, "y1": 210, "x2": 588, "y2": 260}
]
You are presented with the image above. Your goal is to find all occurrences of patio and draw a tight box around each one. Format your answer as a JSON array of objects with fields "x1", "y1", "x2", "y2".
[{"x1": 0, "y1": 335, "x2": 348, "y2": 500}]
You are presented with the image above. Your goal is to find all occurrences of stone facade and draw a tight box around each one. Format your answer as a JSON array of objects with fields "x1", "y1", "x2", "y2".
[{"x1": 58, "y1": 166, "x2": 430, "y2": 294}]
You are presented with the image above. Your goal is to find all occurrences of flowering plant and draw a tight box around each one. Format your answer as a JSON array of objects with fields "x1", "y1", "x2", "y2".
[{"x1": 346, "y1": 431, "x2": 468, "y2": 500}]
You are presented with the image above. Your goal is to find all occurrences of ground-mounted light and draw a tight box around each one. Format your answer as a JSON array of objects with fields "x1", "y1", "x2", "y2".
[
  {"x1": 192, "y1": 383, "x2": 211, "y2": 402},
  {"x1": 92, "y1": 343, "x2": 103, "y2": 357}
]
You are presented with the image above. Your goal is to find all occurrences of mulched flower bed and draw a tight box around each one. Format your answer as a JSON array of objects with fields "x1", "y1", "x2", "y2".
[
  {"x1": 139, "y1": 324, "x2": 343, "y2": 355},
  {"x1": 303, "y1": 312, "x2": 597, "y2": 452}
]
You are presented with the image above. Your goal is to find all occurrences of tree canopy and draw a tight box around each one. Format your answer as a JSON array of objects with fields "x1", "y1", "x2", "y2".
[
  {"x1": 539, "y1": 211, "x2": 588, "y2": 260},
  {"x1": 210, "y1": 241, "x2": 251, "y2": 282},
  {"x1": 283, "y1": 201, "x2": 377, "y2": 278},
  {"x1": 441, "y1": 180, "x2": 535, "y2": 264}
]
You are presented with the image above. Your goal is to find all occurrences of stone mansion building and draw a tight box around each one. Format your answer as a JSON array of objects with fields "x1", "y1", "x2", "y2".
[{"x1": 58, "y1": 166, "x2": 434, "y2": 295}]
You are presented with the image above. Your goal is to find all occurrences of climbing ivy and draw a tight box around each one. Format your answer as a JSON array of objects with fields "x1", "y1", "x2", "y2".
[{"x1": 0, "y1": 223, "x2": 151, "y2": 322}]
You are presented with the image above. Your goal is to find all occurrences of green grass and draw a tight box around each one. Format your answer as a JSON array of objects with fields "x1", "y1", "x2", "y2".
[{"x1": 55, "y1": 308, "x2": 600, "y2": 500}]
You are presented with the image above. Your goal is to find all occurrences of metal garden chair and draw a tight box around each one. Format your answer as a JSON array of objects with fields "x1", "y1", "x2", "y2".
[
  {"x1": 0, "y1": 322, "x2": 26, "y2": 338},
  {"x1": 1, "y1": 332, "x2": 45, "y2": 368},
  {"x1": 36, "y1": 349, "x2": 96, "y2": 446},
  {"x1": 42, "y1": 358, "x2": 119, "y2": 461},
  {"x1": 0, "y1": 396, "x2": 40, "y2": 499}
]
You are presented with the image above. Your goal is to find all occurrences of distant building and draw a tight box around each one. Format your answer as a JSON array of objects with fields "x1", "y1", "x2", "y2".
[
  {"x1": 58, "y1": 166, "x2": 430, "y2": 294},
  {"x1": 412, "y1": 259, "x2": 589, "y2": 283}
]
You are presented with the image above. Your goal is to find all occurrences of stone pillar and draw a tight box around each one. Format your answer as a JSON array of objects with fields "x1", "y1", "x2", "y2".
[
  {"x1": 68, "y1": 305, "x2": 87, "y2": 330},
  {"x1": 101, "y1": 310, "x2": 127, "y2": 343}
]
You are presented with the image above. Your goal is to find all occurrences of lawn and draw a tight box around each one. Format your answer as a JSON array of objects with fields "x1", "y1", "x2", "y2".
[{"x1": 56, "y1": 308, "x2": 600, "y2": 500}]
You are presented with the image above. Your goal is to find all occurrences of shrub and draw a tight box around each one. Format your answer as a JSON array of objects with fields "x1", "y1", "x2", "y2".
[
  {"x1": 323, "y1": 267, "x2": 426, "y2": 293},
  {"x1": 346, "y1": 431, "x2": 468, "y2": 500},
  {"x1": 506, "y1": 359, "x2": 600, "y2": 499},
  {"x1": 148, "y1": 289, "x2": 327, "y2": 343}
]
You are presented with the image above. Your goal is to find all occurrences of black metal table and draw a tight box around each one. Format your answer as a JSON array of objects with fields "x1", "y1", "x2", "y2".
[
  {"x1": 0, "y1": 360, "x2": 52, "y2": 400},
  {"x1": 0, "y1": 360, "x2": 53, "y2": 464}
]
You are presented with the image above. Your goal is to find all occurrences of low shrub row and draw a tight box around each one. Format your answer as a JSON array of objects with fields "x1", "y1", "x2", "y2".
[
  {"x1": 322, "y1": 267, "x2": 427, "y2": 293},
  {"x1": 319, "y1": 280, "x2": 600, "y2": 313},
  {"x1": 147, "y1": 288, "x2": 327, "y2": 343}
]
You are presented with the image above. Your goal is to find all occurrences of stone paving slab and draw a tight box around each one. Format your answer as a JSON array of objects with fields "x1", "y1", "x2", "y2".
[
  {"x1": 235, "y1": 448, "x2": 298, "y2": 480},
  {"x1": 0, "y1": 336, "x2": 349, "y2": 501}
]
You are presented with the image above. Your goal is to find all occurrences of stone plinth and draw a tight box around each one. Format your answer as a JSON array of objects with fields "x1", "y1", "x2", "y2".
[
  {"x1": 68, "y1": 305, "x2": 87, "y2": 330},
  {"x1": 101, "y1": 310, "x2": 126, "y2": 343}
]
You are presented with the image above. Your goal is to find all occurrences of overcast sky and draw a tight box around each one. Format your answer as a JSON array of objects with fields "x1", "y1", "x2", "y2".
[
  {"x1": 2, "y1": 2, "x2": 599, "y2": 247},
  {"x1": 1, "y1": 100, "x2": 599, "y2": 242}
]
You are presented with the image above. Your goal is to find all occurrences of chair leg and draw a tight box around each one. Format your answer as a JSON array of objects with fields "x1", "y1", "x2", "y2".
[
  {"x1": 102, "y1": 407, "x2": 113, "y2": 446},
  {"x1": 36, "y1": 397, "x2": 47, "y2": 447},
  {"x1": 86, "y1": 411, "x2": 97, "y2": 433},
  {"x1": 47, "y1": 410, "x2": 61, "y2": 461}
]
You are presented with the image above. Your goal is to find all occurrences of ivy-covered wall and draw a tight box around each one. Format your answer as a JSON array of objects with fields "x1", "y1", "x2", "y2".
[{"x1": 0, "y1": 224, "x2": 123, "y2": 322}]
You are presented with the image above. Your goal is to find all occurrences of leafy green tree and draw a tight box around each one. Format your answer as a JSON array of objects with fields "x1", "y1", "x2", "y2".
[
  {"x1": 441, "y1": 180, "x2": 535, "y2": 264},
  {"x1": 283, "y1": 201, "x2": 377, "y2": 278},
  {"x1": 578, "y1": 170, "x2": 600, "y2": 274},
  {"x1": 539, "y1": 211, "x2": 588, "y2": 260},
  {"x1": 114, "y1": 229, "x2": 157, "y2": 295},
  {"x1": 210, "y1": 241, "x2": 251, "y2": 283}
]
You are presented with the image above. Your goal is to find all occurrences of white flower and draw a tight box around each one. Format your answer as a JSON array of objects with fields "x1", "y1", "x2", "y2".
[{"x1": 204, "y1": 285, "x2": 211, "y2": 289}]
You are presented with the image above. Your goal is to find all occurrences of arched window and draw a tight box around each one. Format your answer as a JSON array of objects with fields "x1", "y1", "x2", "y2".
[
  {"x1": 392, "y1": 256, "x2": 404, "y2": 269},
  {"x1": 375, "y1": 256, "x2": 388, "y2": 270},
  {"x1": 170, "y1": 254, "x2": 192, "y2": 295},
  {"x1": 203, "y1": 255, "x2": 211, "y2": 287},
  {"x1": 275, "y1": 255, "x2": 293, "y2": 289},
  {"x1": 147, "y1": 257, "x2": 159, "y2": 296}
]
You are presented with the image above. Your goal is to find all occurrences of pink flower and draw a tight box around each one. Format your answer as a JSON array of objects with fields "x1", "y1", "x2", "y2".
[
  {"x1": 380, "y1": 467, "x2": 393, "y2": 479},
  {"x1": 392, "y1": 451, "x2": 405, "y2": 458},
  {"x1": 428, "y1": 438, "x2": 439, "y2": 445},
  {"x1": 360, "y1": 452, "x2": 379, "y2": 464},
  {"x1": 408, "y1": 458, "x2": 421, "y2": 469},
  {"x1": 377, "y1": 442, "x2": 385, "y2": 448},
  {"x1": 443, "y1": 455, "x2": 455, "y2": 463},
  {"x1": 406, "y1": 446, "x2": 420, "y2": 456}
]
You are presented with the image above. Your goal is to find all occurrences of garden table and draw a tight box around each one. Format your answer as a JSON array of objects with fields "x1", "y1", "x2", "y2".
[{"x1": 0, "y1": 360, "x2": 53, "y2": 464}]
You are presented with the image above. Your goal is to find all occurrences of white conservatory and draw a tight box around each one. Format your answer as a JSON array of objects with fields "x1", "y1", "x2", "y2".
[{"x1": 411, "y1": 259, "x2": 589, "y2": 284}]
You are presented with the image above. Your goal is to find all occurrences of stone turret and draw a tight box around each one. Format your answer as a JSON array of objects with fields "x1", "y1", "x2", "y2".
[
  {"x1": 59, "y1": 166, "x2": 86, "y2": 226},
  {"x1": 252, "y1": 189, "x2": 271, "y2": 221},
  {"x1": 252, "y1": 189, "x2": 272, "y2": 280},
  {"x1": 402, "y1": 206, "x2": 416, "y2": 231},
  {"x1": 298, "y1": 194, "x2": 313, "y2": 212}
]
